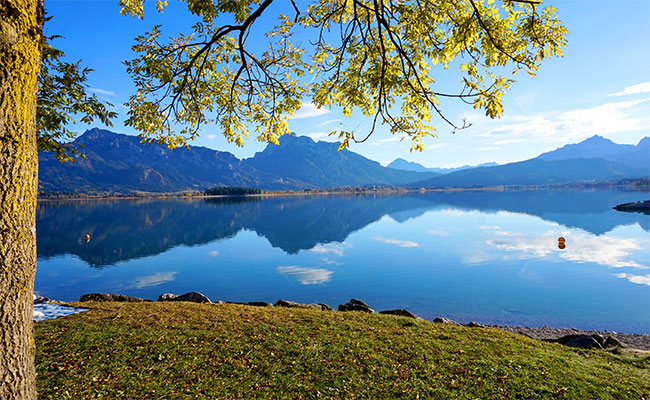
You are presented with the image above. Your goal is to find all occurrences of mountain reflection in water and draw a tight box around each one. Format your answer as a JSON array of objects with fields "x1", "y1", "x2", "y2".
[{"x1": 37, "y1": 189, "x2": 649, "y2": 266}]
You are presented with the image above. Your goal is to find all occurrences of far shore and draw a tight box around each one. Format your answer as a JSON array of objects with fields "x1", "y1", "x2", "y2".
[{"x1": 37, "y1": 179, "x2": 650, "y2": 201}]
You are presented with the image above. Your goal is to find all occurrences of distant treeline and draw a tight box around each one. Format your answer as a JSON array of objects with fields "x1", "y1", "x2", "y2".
[
  {"x1": 204, "y1": 187, "x2": 262, "y2": 196},
  {"x1": 38, "y1": 177, "x2": 650, "y2": 199}
]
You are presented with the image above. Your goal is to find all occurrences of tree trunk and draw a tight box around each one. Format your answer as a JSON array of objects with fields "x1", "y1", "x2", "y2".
[{"x1": 0, "y1": 0, "x2": 42, "y2": 398}]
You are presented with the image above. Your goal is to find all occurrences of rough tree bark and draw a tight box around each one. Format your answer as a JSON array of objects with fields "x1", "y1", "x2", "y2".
[{"x1": 0, "y1": 0, "x2": 42, "y2": 398}]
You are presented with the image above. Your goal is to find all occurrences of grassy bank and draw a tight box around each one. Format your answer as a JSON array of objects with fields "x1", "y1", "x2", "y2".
[{"x1": 35, "y1": 302, "x2": 649, "y2": 399}]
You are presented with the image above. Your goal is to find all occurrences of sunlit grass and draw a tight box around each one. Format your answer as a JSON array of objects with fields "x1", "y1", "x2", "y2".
[{"x1": 36, "y1": 302, "x2": 649, "y2": 399}]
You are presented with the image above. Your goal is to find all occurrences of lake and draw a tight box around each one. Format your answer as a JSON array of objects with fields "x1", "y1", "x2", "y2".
[{"x1": 35, "y1": 189, "x2": 650, "y2": 333}]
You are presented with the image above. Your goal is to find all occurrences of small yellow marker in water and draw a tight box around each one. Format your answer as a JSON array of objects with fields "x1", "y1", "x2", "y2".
[{"x1": 84, "y1": 234, "x2": 91, "y2": 243}]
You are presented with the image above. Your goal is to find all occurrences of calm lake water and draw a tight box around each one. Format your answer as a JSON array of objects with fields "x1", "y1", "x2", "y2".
[{"x1": 35, "y1": 190, "x2": 650, "y2": 333}]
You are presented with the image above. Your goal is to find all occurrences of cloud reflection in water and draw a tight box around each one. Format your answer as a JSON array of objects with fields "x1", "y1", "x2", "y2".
[
  {"x1": 372, "y1": 236, "x2": 420, "y2": 248},
  {"x1": 482, "y1": 226, "x2": 648, "y2": 270},
  {"x1": 132, "y1": 271, "x2": 178, "y2": 289},
  {"x1": 614, "y1": 273, "x2": 650, "y2": 286},
  {"x1": 277, "y1": 266, "x2": 334, "y2": 285}
]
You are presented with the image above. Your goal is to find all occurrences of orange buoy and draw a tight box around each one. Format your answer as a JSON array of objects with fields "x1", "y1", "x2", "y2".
[
  {"x1": 558, "y1": 237, "x2": 566, "y2": 244},
  {"x1": 84, "y1": 234, "x2": 91, "y2": 243}
]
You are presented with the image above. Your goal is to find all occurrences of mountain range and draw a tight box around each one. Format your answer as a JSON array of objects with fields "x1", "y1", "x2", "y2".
[
  {"x1": 246, "y1": 135, "x2": 436, "y2": 188},
  {"x1": 407, "y1": 135, "x2": 648, "y2": 188},
  {"x1": 387, "y1": 158, "x2": 498, "y2": 174},
  {"x1": 38, "y1": 129, "x2": 649, "y2": 194}
]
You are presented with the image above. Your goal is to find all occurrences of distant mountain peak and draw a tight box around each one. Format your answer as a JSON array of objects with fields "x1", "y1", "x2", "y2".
[
  {"x1": 536, "y1": 135, "x2": 647, "y2": 173},
  {"x1": 82, "y1": 127, "x2": 116, "y2": 136},
  {"x1": 581, "y1": 135, "x2": 614, "y2": 144},
  {"x1": 279, "y1": 133, "x2": 313, "y2": 143},
  {"x1": 388, "y1": 159, "x2": 499, "y2": 175},
  {"x1": 387, "y1": 158, "x2": 431, "y2": 173}
]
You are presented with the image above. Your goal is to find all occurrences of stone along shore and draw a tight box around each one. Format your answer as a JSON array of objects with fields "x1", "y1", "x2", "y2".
[{"x1": 35, "y1": 291, "x2": 650, "y2": 352}]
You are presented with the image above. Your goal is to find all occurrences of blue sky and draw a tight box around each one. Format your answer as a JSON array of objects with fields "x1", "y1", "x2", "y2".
[{"x1": 45, "y1": 0, "x2": 650, "y2": 168}]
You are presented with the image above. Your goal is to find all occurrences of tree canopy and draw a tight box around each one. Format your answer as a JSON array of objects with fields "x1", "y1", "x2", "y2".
[{"x1": 119, "y1": 0, "x2": 567, "y2": 151}]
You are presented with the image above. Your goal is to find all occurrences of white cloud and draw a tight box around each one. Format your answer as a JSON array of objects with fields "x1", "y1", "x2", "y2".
[
  {"x1": 132, "y1": 271, "x2": 177, "y2": 289},
  {"x1": 424, "y1": 142, "x2": 450, "y2": 151},
  {"x1": 277, "y1": 266, "x2": 334, "y2": 285},
  {"x1": 477, "y1": 147, "x2": 500, "y2": 151},
  {"x1": 205, "y1": 134, "x2": 217, "y2": 140},
  {"x1": 370, "y1": 135, "x2": 410, "y2": 147},
  {"x1": 208, "y1": 250, "x2": 219, "y2": 257},
  {"x1": 608, "y1": 81, "x2": 650, "y2": 97},
  {"x1": 373, "y1": 236, "x2": 420, "y2": 248},
  {"x1": 88, "y1": 87, "x2": 117, "y2": 97},
  {"x1": 378, "y1": 136, "x2": 403, "y2": 143},
  {"x1": 292, "y1": 102, "x2": 331, "y2": 119},
  {"x1": 303, "y1": 131, "x2": 338, "y2": 142},
  {"x1": 613, "y1": 273, "x2": 650, "y2": 286},
  {"x1": 480, "y1": 99, "x2": 650, "y2": 144},
  {"x1": 479, "y1": 225, "x2": 503, "y2": 231},
  {"x1": 492, "y1": 139, "x2": 524, "y2": 145},
  {"x1": 315, "y1": 119, "x2": 341, "y2": 127}
]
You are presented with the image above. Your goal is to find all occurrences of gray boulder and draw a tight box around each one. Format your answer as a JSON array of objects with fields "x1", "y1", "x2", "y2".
[
  {"x1": 33, "y1": 295, "x2": 50, "y2": 304},
  {"x1": 551, "y1": 334, "x2": 604, "y2": 350},
  {"x1": 379, "y1": 309, "x2": 418, "y2": 319},
  {"x1": 433, "y1": 317, "x2": 459, "y2": 325},
  {"x1": 80, "y1": 293, "x2": 145, "y2": 302},
  {"x1": 225, "y1": 301, "x2": 272, "y2": 307},
  {"x1": 349, "y1": 299, "x2": 370, "y2": 307},
  {"x1": 547, "y1": 334, "x2": 624, "y2": 350},
  {"x1": 338, "y1": 299, "x2": 374, "y2": 313},
  {"x1": 174, "y1": 291, "x2": 211, "y2": 303},
  {"x1": 604, "y1": 336, "x2": 625, "y2": 349},
  {"x1": 564, "y1": 336, "x2": 603, "y2": 350},
  {"x1": 590, "y1": 334, "x2": 606, "y2": 347},
  {"x1": 246, "y1": 302, "x2": 273, "y2": 307},
  {"x1": 466, "y1": 321, "x2": 486, "y2": 328},
  {"x1": 274, "y1": 299, "x2": 324, "y2": 309},
  {"x1": 157, "y1": 291, "x2": 211, "y2": 303}
]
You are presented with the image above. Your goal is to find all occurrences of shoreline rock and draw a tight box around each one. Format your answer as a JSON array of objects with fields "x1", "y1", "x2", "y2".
[
  {"x1": 338, "y1": 299, "x2": 374, "y2": 313},
  {"x1": 224, "y1": 301, "x2": 272, "y2": 307},
  {"x1": 491, "y1": 325, "x2": 648, "y2": 351},
  {"x1": 433, "y1": 317, "x2": 459, "y2": 325},
  {"x1": 157, "y1": 291, "x2": 211, "y2": 303},
  {"x1": 379, "y1": 309, "x2": 418, "y2": 319},
  {"x1": 34, "y1": 295, "x2": 50, "y2": 304},
  {"x1": 274, "y1": 299, "x2": 331, "y2": 311},
  {"x1": 71, "y1": 293, "x2": 649, "y2": 351},
  {"x1": 79, "y1": 293, "x2": 146, "y2": 302}
]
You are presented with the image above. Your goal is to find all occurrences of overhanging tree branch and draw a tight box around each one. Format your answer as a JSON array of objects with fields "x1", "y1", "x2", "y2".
[{"x1": 121, "y1": 0, "x2": 566, "y2": 151}]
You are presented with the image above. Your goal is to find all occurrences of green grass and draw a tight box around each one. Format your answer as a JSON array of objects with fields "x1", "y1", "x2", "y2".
[{"x1": 35, "y1": 302, "x2": 649, "y2": 399}]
